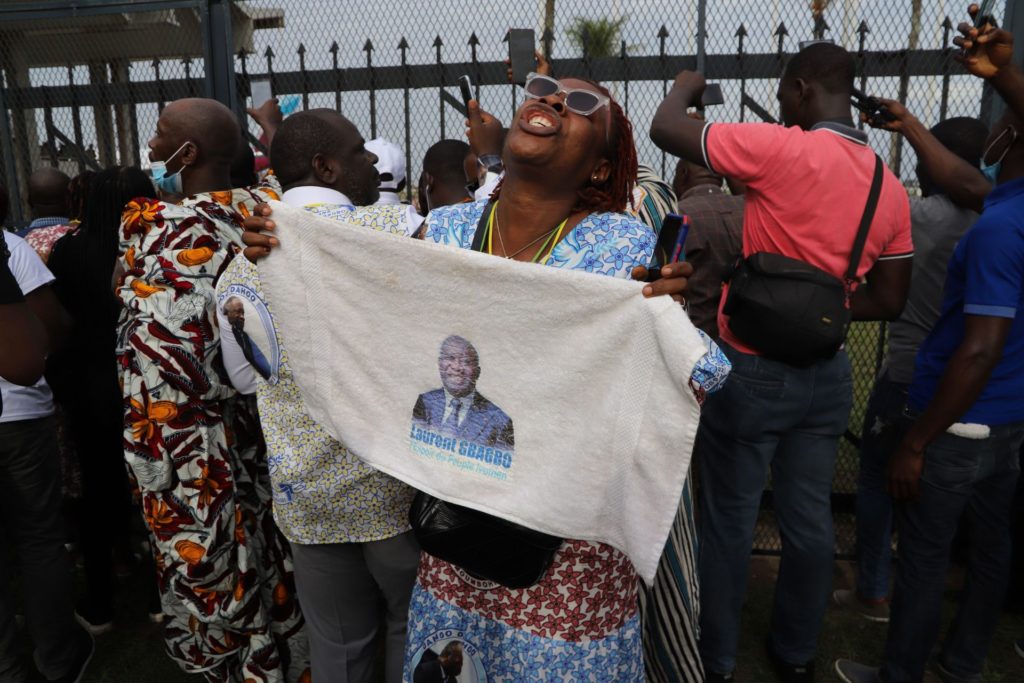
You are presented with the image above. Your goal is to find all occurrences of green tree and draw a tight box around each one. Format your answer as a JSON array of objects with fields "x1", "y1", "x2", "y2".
[{"x1": 566, "y1": 16, "x2": 628, "y2": 58}]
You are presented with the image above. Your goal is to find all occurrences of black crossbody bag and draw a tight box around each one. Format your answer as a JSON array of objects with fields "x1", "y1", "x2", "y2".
[
  {"x1": 723, "y1": 155, "x2": 884, "y2": 367},
  {"x1": 408, "y1": 202, "x2": 563, "y2": 589}
]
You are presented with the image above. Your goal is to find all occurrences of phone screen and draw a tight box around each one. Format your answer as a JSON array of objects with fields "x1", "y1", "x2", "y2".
[
  {"x1": 508, "y1": 29, "x2": 537, "y2": 86},
  {"x1": 250, "y1": 78, "x2": 272, "y2": 109},
  {"x1": 701, "y1": 84, "x2": 724, "y2": 108},
  {"x1": 652, "y1": 214, "x2": 685, "y2": 268},
  {"x1": 458, "y1": 75, "x2": 473, "y2": 108},
  {"x1": 974, "y1": 0, "x2": 996, "y2": 27}
]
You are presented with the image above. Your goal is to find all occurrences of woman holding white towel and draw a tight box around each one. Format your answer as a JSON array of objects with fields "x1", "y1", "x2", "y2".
[
  {"x1": 405, "y1": 77, "x2": 727, "y2": 682},
  {"x1": 240, "y1": 76, "x2": 728, "y2": 681}
]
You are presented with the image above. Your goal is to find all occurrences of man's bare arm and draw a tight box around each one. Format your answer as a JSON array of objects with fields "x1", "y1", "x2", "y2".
[{"x1": 650, "y1": 71, "x2": 711, "y2": 165}]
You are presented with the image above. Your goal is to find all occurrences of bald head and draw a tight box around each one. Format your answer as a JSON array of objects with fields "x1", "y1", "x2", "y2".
[
  {"x1": 270, "y1": 109, "x2": 380, "y2": 205},
  {"x1": 271, "y1": 109, "x2": 361, "y2": 187},
  {"x1": 148, "y1": 98, "x2": 243, "y2": 195},
  {"x1": 28, "y1": 167, "x2": 71, "y2": 219},
  {"x1": 159, "y1": 98, "x2": 240, "y2": 166}
]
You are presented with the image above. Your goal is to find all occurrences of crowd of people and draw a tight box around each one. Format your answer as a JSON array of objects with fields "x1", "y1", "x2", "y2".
[{"x1": 0, "y1": 5, "x2": 1020, "y2": 683}]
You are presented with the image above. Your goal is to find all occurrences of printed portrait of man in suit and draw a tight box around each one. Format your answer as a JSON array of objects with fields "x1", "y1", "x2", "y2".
[
  {"x1": 412, "y1": 335, "x2": 514, "y2": 450},
  {"x1": 413, "y1": 640, "x2": 464, "y2": 683},
  {"x1": 222, "y1": 296, "x2": 273, "y2": 380}
]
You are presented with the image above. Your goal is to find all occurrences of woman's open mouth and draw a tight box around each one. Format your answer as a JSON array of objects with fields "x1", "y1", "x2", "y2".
[{"x1": 518, "y1": 105, "x2": 561, "y2": 136}]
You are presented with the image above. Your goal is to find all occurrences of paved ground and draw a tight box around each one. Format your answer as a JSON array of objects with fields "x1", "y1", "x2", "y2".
[{"x1": 10, "y1": 555, "x2": 1024, "y2": 681}]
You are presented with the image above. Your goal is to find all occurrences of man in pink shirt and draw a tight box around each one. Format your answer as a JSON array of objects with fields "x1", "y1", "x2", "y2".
[{"x1": 651, "y1": 43, "x2": 912, "y2": 683}]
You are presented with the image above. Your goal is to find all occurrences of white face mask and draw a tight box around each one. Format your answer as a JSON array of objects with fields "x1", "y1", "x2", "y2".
[{"x1": 150, "y1": 141, "x2": 192, "y2": 195}]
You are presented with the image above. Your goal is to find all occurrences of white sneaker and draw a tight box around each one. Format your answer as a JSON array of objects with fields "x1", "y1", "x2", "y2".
[
  {"x1": 833, "y1": 588, "x2": 891, "y2": 623},
  {"x1": 74, "y1": 610, "x2": 114, "y2": 636},
  {"x1": 834, "y1": 659, "x2": 882, "y2": 683}
]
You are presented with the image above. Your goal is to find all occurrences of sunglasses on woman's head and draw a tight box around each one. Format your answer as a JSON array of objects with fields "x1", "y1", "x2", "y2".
[{"x1": 523, "y1": 73, "x2": 610, "y2": 116}]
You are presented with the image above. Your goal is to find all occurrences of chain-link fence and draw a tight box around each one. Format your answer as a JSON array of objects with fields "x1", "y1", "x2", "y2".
[{"x1": 0, "y1": 0, "x2": 1011, "y2": 556}]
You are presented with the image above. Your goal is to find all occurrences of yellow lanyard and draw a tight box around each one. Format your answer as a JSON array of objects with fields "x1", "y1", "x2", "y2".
[{"x1": 485, "y1": 200, "x2": 570, "y2": 264}]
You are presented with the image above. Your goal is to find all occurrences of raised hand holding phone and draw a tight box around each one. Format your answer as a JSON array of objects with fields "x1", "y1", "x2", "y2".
[
  {"x1": 851, "y1": 88, "x2": 897, "y2": 127},
  {"x1": 250, "y1": 77, "x2": 272, "y2": 109},
  {"x1": 955, "y1": 3, "x2": 1014, "y2": 80},
  {"x1": 458, "y1": 75, "x2": 474, "y2": 109},
  {"x1": 972, "y1": 0, "x2": 996, "y2": 28},
  {"x1": 508, "y1": 29, "x2": 537, "y2": 86}
]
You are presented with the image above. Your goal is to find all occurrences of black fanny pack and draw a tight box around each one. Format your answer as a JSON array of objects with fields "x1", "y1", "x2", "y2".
[
  {"x1": 410, "y1": 492, "x2": 563, "y2": 589},
  {"x1": 723, "y1": 155, "x2": 883, "y2": 366}
]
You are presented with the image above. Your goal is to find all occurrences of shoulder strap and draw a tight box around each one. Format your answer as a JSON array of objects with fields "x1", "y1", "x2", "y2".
[
  {"x1": 470, "y1": 201, "x2": 495, "y2": 253},
  {"x1": 845, "y1": 155, "x2": 885, "y2": 283}
]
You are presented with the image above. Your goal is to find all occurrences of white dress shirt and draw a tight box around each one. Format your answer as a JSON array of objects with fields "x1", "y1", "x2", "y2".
[{"x1": 374, "y1": 190, "x2": 403, "y2": 206}]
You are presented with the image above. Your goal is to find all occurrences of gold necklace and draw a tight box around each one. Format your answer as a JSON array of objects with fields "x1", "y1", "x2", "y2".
[{"x1": 493, "y1": 206, "x2": 560, "y2": 260}]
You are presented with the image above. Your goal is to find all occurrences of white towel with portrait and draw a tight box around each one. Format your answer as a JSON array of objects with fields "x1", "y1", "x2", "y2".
[{"x1": 257, "y1": 200, "x2": 706, "y2": 585}]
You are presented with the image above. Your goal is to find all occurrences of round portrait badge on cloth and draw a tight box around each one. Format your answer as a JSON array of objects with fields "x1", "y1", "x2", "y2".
[
  {"x1": 409, "y1": 630, "x2": 487, "y2": 683},
  {"x1": 218, "y1": 283, "x2": 282, "y2": 384}
]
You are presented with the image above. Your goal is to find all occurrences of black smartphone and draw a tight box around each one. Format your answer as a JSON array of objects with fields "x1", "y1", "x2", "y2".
[
  {"x1": 646, "y1": 214, "x2": 686, "y2": 282},
  {"x1": 851, "y1": 88, "x2": 896, "y2": 127},
  {"x1": 700, "y1": 83, "x2": 724, "y2": 108},
  {"x1": 458, "y1": 75, "x2": 473, "y2": 108},
  {"x1": 508, "y1": 29, "x2": 537, "y2": 86},
  {"x1": 974, "y1": 0, "x2": 996, "y2": 27}
]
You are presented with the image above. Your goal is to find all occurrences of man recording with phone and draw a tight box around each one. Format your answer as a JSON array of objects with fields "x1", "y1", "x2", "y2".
[
  {"x1": 651, "y1": 43, "x2": 912, "y2": 683},
  {"x1": 836, "y1": 8, "x2": 1024, "y2": 683},
  {"x1": 832, "y1": 113, "x2": 988, "y2": 626}
]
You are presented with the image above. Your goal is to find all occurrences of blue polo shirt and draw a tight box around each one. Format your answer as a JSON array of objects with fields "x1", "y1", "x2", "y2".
[{"x1": 909, "y1": 176, "x2": 1024, "y2": 425}]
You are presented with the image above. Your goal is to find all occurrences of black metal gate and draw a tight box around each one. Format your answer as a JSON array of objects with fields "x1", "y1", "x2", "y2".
[{"x1": 1, "y1": 0, "x2": 1017, "y2": 556}]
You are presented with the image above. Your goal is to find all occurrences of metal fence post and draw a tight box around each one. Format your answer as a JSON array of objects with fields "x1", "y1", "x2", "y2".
[
  {"x1": 400, "y1": 37, "x2": 412, "y2": 203},
  {"x1": 939, "y1": 17, "x2": 953, "y2": 122},
  {"x1": 200, "y1": 0, "x2": 238, "y2": 114},
  {"x1": 0, "y1": 69, "x2": 22, "y2": 223},
  {"x1": 695, "y1": 0, "x2": 707, "y2": 74}
]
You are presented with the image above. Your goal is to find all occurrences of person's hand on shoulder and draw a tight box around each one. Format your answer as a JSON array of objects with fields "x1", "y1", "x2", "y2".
[
  {"x1": 954, "y1": 5, "x2": 1015, "y2": 80},
  {"x1": 632, "y1": 261, "x2": 694, "y2": 304},
  {"x1": 241, "y1": 203, "x2": 279, "y2": 263}
]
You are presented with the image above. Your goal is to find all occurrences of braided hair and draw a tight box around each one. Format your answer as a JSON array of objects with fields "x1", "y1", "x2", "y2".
[{"x1": 573, "y1": 80, "x2": 637, "y2": 214}]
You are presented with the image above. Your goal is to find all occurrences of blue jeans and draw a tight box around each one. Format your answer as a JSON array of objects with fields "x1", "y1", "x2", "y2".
[
  {"x1": 855, "y1": 372, "x2": 910, "y2": 601},
  {"x1": 881, "y1": 420, "x2": 1024, "y2": 683},
  {"x1": 696, "y1": 344, "x2": 853, "y2": 674}
]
